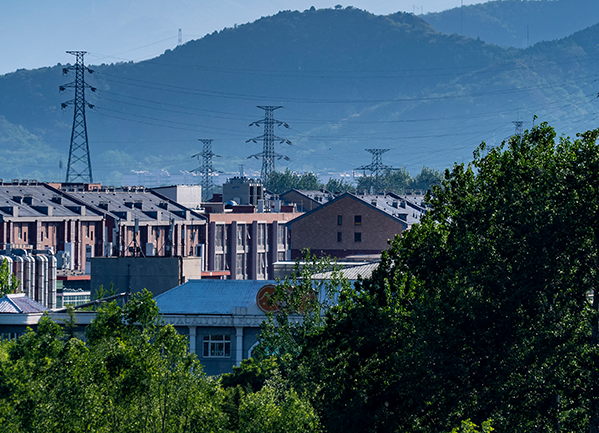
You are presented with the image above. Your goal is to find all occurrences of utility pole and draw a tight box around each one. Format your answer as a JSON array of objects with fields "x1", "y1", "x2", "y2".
[
  {"x1": 246, "y1": 106, "x2": 291, "y2": 185},
  {"x1": 355, "y1": 149, "x2": 397, "y2": 194},
  {"x1": 60, "y1": 51, "x2": 96, "y2": 183},
  {"x1": 191, "y1": 139, "x2": 220, "y2": 202},
  {"x1": 178, "y1": 28, "x2": 182, "y2": 46}
]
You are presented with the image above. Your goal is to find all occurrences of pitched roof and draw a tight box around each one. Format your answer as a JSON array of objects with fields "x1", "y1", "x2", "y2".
[
  {"x1": 286, "y1": 192, "x2": 417, "y2": 229},
  {"x1": 0, "y1": 294, "x2": 49, "y2": 314}
]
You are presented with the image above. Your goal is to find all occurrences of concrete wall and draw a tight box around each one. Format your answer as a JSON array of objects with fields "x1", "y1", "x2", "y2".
[{"x1": 91, "y1": 256, "x2": 186, "y2": 298}]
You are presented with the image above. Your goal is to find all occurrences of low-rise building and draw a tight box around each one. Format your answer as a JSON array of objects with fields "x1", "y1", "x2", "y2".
[{"x1": 287, "y1": 192, "x2": 426, "y2": 260}]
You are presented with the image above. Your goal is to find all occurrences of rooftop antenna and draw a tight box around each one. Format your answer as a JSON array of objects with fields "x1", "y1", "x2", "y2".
[
  {"x1": 191, "y1": 139, "x2": 221, "y2": 202},
  {"x1": 239, "y1": 164, "x2": 245, "y2": 177},
  {"x1": 60, "y1": 51, "x2": 96, "y2": 183},
  {"x1": 246, "y1": 106, "x2": 291, "y2": 185}
]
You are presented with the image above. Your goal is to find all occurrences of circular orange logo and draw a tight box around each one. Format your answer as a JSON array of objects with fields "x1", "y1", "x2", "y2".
[{"x1": 256, "y1": 285, "x2": 280, "y2": 313}]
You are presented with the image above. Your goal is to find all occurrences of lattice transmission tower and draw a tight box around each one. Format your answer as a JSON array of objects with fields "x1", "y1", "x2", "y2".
[
  {"x1": 246, "y1": 106, "x2": 291, "y2": 184},
  {"x1": 60, "y1": 51, "x2": 96, "y2": 183},
  {"x1": 356, "y1": 149, "x2": 397, "y2": 193},
  {"x1": 513, "y1": 121, "x2": 524, "y2": 144},
  {"x1": 191, "y1": 139, "x2": 220, "y2": 202}
]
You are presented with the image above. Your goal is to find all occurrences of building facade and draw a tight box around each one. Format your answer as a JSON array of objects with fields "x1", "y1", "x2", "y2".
[{"x1": 287, "y1": 193, "x2": 426, "y2": 260}]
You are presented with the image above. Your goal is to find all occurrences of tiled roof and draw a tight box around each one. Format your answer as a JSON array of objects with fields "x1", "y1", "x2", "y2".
[
  {"x1": 155, "y1": 280, "x2": 277, "y2": 315},
  {"x1": 0, "y1": 294, "x2": 49, "y2": 314}
]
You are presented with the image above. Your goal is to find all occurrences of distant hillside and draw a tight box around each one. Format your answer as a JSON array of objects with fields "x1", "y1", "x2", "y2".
[
  {"x1": 0, "y1": 6, "x2": 597, "y2": 185},
  {"x1": 423, "y1": 0, "x2": 599, "y2": 48}
]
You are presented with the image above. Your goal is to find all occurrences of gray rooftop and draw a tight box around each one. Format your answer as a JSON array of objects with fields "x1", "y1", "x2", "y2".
[
  {"x1": 0, "y1": 183, "x2": 103, "y2": 220},
  {"x1": 357, "y1": 194, "x2": 426, "y2": 226},
  {"x1": 64, "y1": 189, "x2": 206, "y2": 223},
  {"x1": 0, "y1": 294, "x2": 49, "y2": 314}
]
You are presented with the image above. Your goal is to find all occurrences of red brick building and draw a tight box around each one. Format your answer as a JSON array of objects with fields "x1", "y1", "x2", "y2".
[{"x1": 287, "y1": 193, "x2": 421, "y2": 260}]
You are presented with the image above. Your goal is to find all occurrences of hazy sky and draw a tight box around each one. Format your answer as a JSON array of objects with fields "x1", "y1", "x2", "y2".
[{"x1": 1, "y1": 0, "x2": 492, "y2": 75}]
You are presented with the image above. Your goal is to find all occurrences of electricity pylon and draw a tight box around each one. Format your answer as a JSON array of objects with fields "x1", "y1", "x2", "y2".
[
  {"x1": 355, "y1": 149, "x2": 397, "y2": 193},
  {"x1": 191, "y1": 139, "x2": 220, "y2": 202},
  {"x1": 513, "y1": 121, "x2": 524, "y2": 144},
  {"x1": 60, "y1": 51, "x2": 96, "y2": 183},
  {"x1": 246, "y1": 106, "x2": 291, "y2": 185}
]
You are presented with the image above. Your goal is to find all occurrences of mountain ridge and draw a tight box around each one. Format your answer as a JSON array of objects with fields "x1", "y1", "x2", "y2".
[{"x1": 0, "y1": 6, "x2": 597, "y2": 184}]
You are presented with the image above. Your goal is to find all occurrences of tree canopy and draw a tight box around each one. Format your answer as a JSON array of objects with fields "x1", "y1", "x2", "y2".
[{"x1": 238, "y1": 122, "x2": 599, "y2": 432}]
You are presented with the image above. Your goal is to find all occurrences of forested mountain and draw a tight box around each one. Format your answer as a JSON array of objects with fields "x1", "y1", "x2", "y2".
[
  {"x1": 0, "y1": 6, "x2": 598, "y2": 185},
  {"x1": 423, "y1": 0, "x2": 599, "y2": 48}
]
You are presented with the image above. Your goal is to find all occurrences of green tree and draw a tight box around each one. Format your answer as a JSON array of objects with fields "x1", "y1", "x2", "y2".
[
  {"x1": 291, "y1": 123, "x2": 599, "y2": 432},
  {"x1": 324, "y1": 177, "x2": 356, "y2": 194},
  {"x1": 253, "y1": 251, "x2": 351, "y2": 361},
  {"x1": 0, "y1": 290, "x2": 228, "y2": 433},
  {"x1": 410, "y1": 165, "x2": 442, "y2": 191},
  {"x1": 356, "y1": 166, "x2": 440, "y2": 195},
  {"x1": 0, "y1": 259, "x2": 19, "y2": 297},
  {"x1": 237, "y1": 374, "x2": 320, "y2": 433},
  {"x1": 267, "y1": 169, "x2": 323, "y2": 194}
]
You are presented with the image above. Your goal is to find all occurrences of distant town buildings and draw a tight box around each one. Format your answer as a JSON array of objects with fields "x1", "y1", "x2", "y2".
[{"x1": 0, "y1": 176, "x2": 428, "y2": 315}]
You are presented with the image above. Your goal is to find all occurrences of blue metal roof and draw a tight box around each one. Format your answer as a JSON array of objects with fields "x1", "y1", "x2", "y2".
[{"x1": 155, "y1": 280, "x2": 277, "y2": 315}]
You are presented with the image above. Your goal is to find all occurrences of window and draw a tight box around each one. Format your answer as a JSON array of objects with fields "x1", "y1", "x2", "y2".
[
  {"x1": 354, "y1": 215, "x2": 362, "y2": 226},
  {"x1": 86, "y1": 224, "x2": 90, "y2": 238},
  {"x1": 259, "y1": 253, "x2": 266, "y2": 275},
  {"x1": 237, "y1": 225, "x2": 244, "y2": 246},
  {"x1": 18, "y1": 225, "x2": 22, "y2": 239},
  {"x1": 215, "y1": 225, "x2": 224, "y2": 247},
  {"x1": 258, "y1": 224, "x2": 266, "y2": 246},
  {"x1": 236, "y1": 254, "x2": 244, "y2": 274},
  {"x1": 354, "y1": 232, "x2": 362, "y2": 242},
  {"x1": 277, "y1": 225, "x2": 285, "y2": 246},
  {"x1": 203, "y1": 335, "x2": 231, "y2": 357},
  {"x1": 337, "y1": 232, "x2": 342, "y2": 242},
  {"x1": 337, "y1": 215, "x2": 343, "y2": 225},
  {"x1": 215, "y1": 254, "x2": 224, "y2": 271}
]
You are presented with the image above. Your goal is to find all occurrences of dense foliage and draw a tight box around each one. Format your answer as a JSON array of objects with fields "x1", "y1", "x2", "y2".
[
  {"x1": 4, "y1": 122, "x2": 599, "y2": 431},
  {"x1": 239, "y1": 123, "x2": 599, "y2": 432},
  {"x1": 355, "y1": 166, "x2": 442, "y2": 194},
  {"x1": 268, "y1": 166, "x2": 442, "y2": 195},
  {"x1": 0, "y1": 290, "x2": 320, "y2": 433}
]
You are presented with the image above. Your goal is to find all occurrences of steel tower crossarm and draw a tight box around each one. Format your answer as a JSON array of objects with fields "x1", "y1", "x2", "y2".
[
  {"x1": 246, "y1": 106, "x2": 291, "y2": 184},
  {"x1": 60, "y1": 51, "x2": 96, "y2": 183}
]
